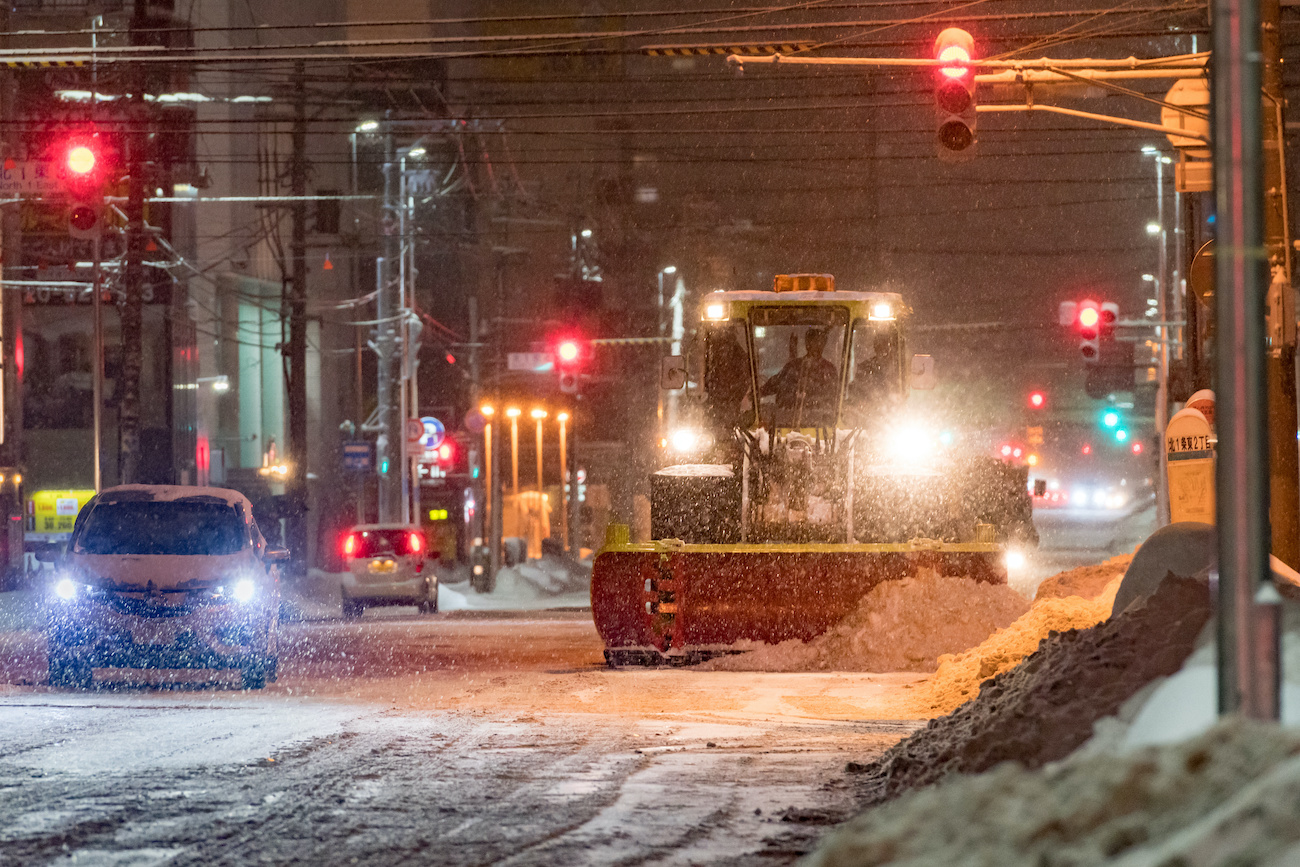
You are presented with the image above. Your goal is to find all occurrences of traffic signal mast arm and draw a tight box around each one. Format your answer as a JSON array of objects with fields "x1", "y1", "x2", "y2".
[{"x1": 729, "y1": 52, "x2": 1209, "y2": 144}]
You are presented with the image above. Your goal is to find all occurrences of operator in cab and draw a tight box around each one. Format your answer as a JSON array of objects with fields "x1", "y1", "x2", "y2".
[{"x1": 760, "y1": 327, "x2": 839, "y2": 426}]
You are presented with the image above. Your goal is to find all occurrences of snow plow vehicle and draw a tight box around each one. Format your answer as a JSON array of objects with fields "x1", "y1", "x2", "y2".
[{"x1": 592, "y1": 273, "x2": 1036, "y2": 665}]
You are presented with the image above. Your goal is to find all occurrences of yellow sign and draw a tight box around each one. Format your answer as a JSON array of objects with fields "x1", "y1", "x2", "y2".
[
  {"x1": 29, "y1": 489, "x2": 95, "y2": 534},
  {"x1": 1026, "y1": 426, "x2": 1043, "y2": 446},
  {"x1": 428, "y1": 508, "x2": 449, "y2": 521}
]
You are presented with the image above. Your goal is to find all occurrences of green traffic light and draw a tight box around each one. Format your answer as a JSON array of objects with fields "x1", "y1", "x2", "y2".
[
  {"x1": 1102, "y1": 410, "x2": 1120, "y2": 428},
  {"x1": 1115, "y1": 429, "x2": 1128, "y2": 442},
  {"x1": 380, "y1": 459, "x2": 389, "y2": 474}
]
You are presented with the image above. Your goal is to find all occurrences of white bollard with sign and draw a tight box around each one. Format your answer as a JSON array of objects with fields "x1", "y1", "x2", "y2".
[{"x1": 1166, "y1": 406, "x2": 1215, "y2": 524}]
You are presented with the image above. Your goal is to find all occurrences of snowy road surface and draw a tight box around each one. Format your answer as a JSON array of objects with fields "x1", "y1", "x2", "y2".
[{"x1": 0, "y1": 610, "x2": 926, "y2": 866}]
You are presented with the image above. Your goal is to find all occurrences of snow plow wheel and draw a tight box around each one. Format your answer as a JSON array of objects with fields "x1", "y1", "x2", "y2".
[{"x1": 241, "y1": 655, "x2": 276, "y2": 690}]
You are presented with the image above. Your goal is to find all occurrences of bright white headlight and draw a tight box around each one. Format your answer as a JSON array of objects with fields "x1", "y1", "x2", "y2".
[
  {"x1": 54, "y1": 578, "x2": 77, "y2": 601},
  {"x1": 232, "y1": 579, "x2": 256, "y2": 603},
  {"x1": 668, "y1": 428, "x2": 703, "y2": 453},
  {"x1": 885, "y1": 425, "x2": 933, "y2": 465},
  {"x1": 1004, "y1": 550, "x2": 1027, "y2": 571}
]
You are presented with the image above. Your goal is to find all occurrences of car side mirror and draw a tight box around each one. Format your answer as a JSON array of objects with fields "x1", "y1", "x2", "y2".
[
  {"x1": 660, "y1": 355, "x2": 687, "y2": 390},
  {"x1": 910, "y1": 354, "x2": 936, "y2": 390},
  {"x1": 264, "y1": 545, "x2": 290, "y2": 563},
  {"x1": 34, "y1": 544, "x2": 59, "y2": 563}
]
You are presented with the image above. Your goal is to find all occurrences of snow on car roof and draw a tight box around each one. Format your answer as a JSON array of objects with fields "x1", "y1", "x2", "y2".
[{"x1": 95, "y1": 484, "x2": 254, "y2": 509}]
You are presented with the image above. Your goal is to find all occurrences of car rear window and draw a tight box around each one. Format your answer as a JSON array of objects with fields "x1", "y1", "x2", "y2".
[
  {"x1": 350, "y1": 529, "x2": 422, "y2": 558},
  {"x1": 75, "y1": 502, "x2": 248, "y2": 556}
]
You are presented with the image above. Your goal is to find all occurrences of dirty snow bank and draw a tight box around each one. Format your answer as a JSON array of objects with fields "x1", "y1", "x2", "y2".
[
  {"x1": 806, "y1": 719, "x2": 1300, "y2": 867},
  {"x1": 700, "y1": 570, "x2": 1030, "y2": 673},
  {"x1": 910, "y1": 574, "x2": 1123, "y2": 715},
  {"x1": 1033, "y1": 553, "x2": 1131, "y2": 602},
  {"x1": 849, "y1": 575, "x2": 1211, "y2": 805}
]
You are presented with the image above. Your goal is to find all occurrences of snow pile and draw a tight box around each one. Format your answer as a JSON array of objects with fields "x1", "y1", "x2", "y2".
[
  {"x1": 496, "y1": 553, "x2": 591, "y2": 597},
  {"x1": 701, "y1": 570, "x2": 1030, "y2": 673},
  {"x1": 1033, "y1": 553, "x2": 1131, "y2": 602},
  {"x1": 853, "y1": 575, "x2": 1212, "y2": 804},
  {"x1": 807, "y1": 720, "x2": 1300, "y2": 867},
  {"x1": 912, "y1": 574, "x2": 1123, "y2": 715}
]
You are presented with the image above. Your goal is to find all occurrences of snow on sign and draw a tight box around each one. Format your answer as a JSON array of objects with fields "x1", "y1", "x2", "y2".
[
  {"x1": 1166, "y1": 407, "x2": 1214, "y2": 525},
  {"x1": 507, "y1": 352, "x2": 554, "y2": 372}
]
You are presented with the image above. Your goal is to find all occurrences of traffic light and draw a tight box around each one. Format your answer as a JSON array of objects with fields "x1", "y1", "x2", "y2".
[
  {"x1": 555, "y1": 336, "x2": 586, "y2": 394},
  {"x1": 933, "y1": 28, "x2": 977, "y2": 153},
  {"x1": 1099, "y1": 301, "x2": 1119, "y2": 338},
  {"x1": 58, "y1": 136, "x2": 108, "y2": 239},
  {"x1": 1028, "y1": 390, "x2": 1046, "y2": 410},
  {"x1": 1076, "y1": 299, "x2": 1101, "y2": 363}
]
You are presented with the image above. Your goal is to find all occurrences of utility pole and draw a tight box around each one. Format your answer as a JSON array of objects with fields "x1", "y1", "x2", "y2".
[
  {"x1": 1260, "y1": 0, "x2": 1299, "y2": 569},
  {"x1": 118, "y1": 0, "x2": 150, "y2": 485},
  {"x1": 1213, "y1": 0, "x2": 1279, "y2": 720},
  {"x1": 375, "y1": 132, "x2": 401, "y2": 522},
  {"x1": 285, "y1": 61, "x2": 309, "y2": 573}
]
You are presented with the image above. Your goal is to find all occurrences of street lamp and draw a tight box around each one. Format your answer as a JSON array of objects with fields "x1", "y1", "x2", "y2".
[
  {"x1": 1142, "y1": 145, "x2": 1172, "y2": 527},
  {"x1": 480, "y1": 404, "x2": 495, "y2": 543},
  {"x1": 557, "y1": 411, "x2": 570, "y2": 553},
  {"x1": 506, "y1": 407, "x2": 521, "y2": 552},
  {"x1": 532, "y1": 408, "x2": 547, "y2": 555}
]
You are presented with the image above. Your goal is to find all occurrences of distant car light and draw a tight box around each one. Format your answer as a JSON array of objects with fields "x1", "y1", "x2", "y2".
[
  {"x1": 408, "y1": 531, "x2": 424, "y2": 555},
  {"x1": 233, "y1": 579, "x2": 256, "y2": 603},
  {"x1": 54, "y1": 577, "x2": 78, "y2": 600}
]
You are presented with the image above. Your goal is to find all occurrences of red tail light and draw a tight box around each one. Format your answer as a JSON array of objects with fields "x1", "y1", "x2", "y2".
[
  {"x1": 408, "y1": 532, "x2": 424, "y2": 555},
  {"x1": 342, "y1": 533, "x2": 357, "y2": 558}
]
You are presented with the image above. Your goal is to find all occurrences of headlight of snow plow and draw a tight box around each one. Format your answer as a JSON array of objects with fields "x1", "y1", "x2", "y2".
[
  {"x1": 667, "y1": 428, "x2": 711, "y2": 454},
  {"x1": 884, "y1": 424, "x2": 936, "y2": 468},
  {"x1": 53, "y1": 577, "x2": 79, "y2": 601},
  {"x1": 232, "y1": 578, "x2": 257, "y2": 603}
]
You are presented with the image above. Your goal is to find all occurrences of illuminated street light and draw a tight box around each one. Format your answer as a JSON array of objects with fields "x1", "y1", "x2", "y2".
[
  {"x1": 355, "y1": 120, "x2": 379, "y2": 133},
  {"x1": 580, "y1": 228, "x2": 592, "y2": 238},
  {"x1": 557, "y1": 412, "x2": 570, "y2": 552},
  {"x1": 480, "y1": 404, "x2": 495, "y2": 544},
  {"x1": 1146, "y1": 222, "x2": 1162, "y2": 236}
]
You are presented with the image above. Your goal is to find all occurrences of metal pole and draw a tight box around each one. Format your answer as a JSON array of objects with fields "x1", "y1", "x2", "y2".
[
  {"x1": 91, "y1": 16, "x2": 102, "y2": 493},
  {"x1": 1261, "y1": 0, "x2": 1300, "y2": 570},
  {"x1": 483, "y1": 418, "x2": 493, "y2": 539},
  {"x1": 1213, "y1": 0, "x2": 1278, "y2": 720},
  {"x1": 398, "y1": 155, "x2": 409, "y2": 526},
  {"x1": 1155, "y1": 154, "x2": 1171, "y2": 527},
  {"x1": 534, "y1": 412, "x2": 545, "y2": 554},
  {"x1": 376, "y1": 131, "x2": 400, "y2": 522},
  {"x1": 559, "y1": 414, "x2": 569, "y2": 553},
  {"x1": 286, "y1": 61, "x2": 309, "y2": 572}
]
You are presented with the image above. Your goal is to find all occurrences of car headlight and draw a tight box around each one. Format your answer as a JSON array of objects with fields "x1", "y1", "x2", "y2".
[
  {"x1": 1004, "y1": 549, "x2": 1027, "y2": 571},
  {"x1": 54, "y1": 577, "x2": 78, "y2": 601},
  {"x1": 232, "y1": 578, "x2": 256, "y2": 603}
]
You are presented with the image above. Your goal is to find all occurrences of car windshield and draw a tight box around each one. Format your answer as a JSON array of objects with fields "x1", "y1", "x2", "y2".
[
  {"x1": 352, "y1": 529, "x2": 421, "y2": 558},
  {"x1": 75, "y1": 501, "x2": 247, "y2": 556}
]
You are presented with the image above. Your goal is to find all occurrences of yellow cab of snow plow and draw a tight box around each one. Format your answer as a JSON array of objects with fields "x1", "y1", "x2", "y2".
[{"x1": 591, "y1": 273, "x2": 1037, "y2": 666}]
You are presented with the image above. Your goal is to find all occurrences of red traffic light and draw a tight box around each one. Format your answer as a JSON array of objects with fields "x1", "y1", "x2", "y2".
[
  {"x1": 933, "y1": 28, "x2": 977, "y2": 152},
  {"x1": 1132, "y1": 441, "x2": 1144, "y2": 455},
  {"x1": 1028, "y1": 391, "x2": 1046, "y2": 409},
  {"x1": 1077, "y1": 303, "x2": 1100, "y2": 331},
  {"x1": 436, "y1": 441, "x2": 454, "y2": 463},
  {"x1": 66, "y1": 144, "x2": 96, "y2": 175},
  {"x1": 557, "y1": 340, "x2": 580, "y2": 364}
]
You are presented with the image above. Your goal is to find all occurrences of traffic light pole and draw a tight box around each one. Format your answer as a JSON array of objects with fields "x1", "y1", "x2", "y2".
[
  {"x1": 1214, "y1": 0, "x2": 1279, "y2": 720},
  {"x1": 286, "y1": 62, "x2": 309, "y2": 573}
]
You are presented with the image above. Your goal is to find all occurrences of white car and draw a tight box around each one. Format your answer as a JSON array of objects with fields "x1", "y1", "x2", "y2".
[
  {"x1": 43, "y1": 485, "x2": 286, "y2": 689},
  {"x1": 340, "y1": 524, "x2": 437, "y2": 618}
]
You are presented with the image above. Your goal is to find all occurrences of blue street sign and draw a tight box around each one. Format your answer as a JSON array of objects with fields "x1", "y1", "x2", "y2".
[
  {"x1": 342, "y1": 441, "x2": 372, "y2": 472},
  {"x1": 420, "y1": 416, "x2": 445, "y2": 450}
]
